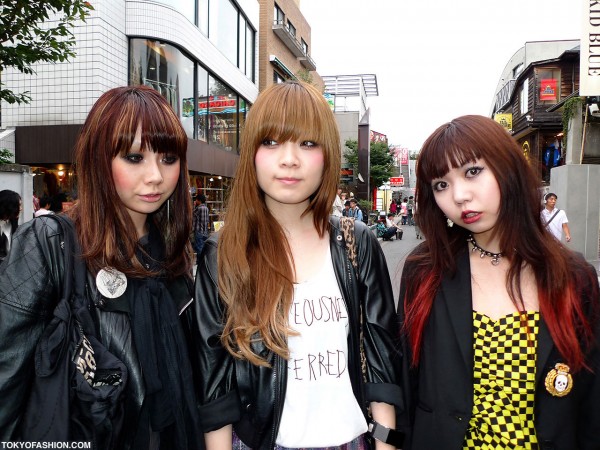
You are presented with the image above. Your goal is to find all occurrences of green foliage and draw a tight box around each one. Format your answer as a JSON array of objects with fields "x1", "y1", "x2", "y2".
[
  {"x1": 0, "y1": 0, "x2": 93, "y2": 104},
  {"x1": 296, "y1": 68, "x2": 313, "y2": 84},
  {"x1": 562, "y1": 96, "x2": 584, "y2": 139},
  {"x1": 0, "y1": 148, "x2": 14, "y2": 164},
  {"x1": 343, "y1": 138, "x2": 394, "y2": 192}
]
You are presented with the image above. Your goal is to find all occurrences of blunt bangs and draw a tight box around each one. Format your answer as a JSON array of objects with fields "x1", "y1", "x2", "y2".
[
  {"x1": 247, "y1": 83, "x2": 331, "y2": 154},
  {"x1": 418, "y1": 122, "x2": 483, "y2": 183},
  {"x1": 109, "y1": 88, "x2": 188, "y2": 160}
]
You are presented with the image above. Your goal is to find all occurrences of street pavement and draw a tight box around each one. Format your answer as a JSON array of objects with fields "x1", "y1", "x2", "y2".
[{"x1": 378, "y1": 224, "x2": 423, "y2": 306}]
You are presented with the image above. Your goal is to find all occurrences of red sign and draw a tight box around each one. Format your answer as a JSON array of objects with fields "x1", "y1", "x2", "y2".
[
  {"x1": 540, "y1": 79, "x2": 558, "y2": 102},
  {"x1": 390, "y1": 176, "x2": 404, "y2": 186}
]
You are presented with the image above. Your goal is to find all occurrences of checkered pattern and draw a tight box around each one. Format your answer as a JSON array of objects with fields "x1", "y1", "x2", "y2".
[{"x1": 463, "y1": 311, "x2": 540, "y2": 449}]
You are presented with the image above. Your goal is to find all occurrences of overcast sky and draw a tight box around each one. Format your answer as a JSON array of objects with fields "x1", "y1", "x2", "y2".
[{"x1": 300, "y1": 0, "x2": 582, "y2": 151}]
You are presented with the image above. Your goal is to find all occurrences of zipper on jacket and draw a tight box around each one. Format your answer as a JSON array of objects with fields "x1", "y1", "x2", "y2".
[{"x1": 270, "y1": 355, "x2": 279, "y2": 449}]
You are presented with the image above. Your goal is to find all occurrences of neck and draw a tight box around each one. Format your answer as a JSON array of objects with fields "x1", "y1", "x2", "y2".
[{"x1": 545, "y1": 204, "x2": 555, "y2": 212}]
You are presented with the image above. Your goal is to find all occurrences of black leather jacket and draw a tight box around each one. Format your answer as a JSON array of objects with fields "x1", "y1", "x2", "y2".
[
  {"x1": 188, "y1": 216, "x2": 403, "y2": 449},
  {"x1": 0, "y1": 216, "x2": 196, "y2": 447}
]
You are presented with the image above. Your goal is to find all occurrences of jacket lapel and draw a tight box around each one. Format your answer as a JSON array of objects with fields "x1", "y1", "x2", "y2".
[
  {"x1": 535, "y1": 318, "x2": 554, "y2": 385},
  {"x1": 440, "y1": 248, "x2": 474, "y2": 370}
]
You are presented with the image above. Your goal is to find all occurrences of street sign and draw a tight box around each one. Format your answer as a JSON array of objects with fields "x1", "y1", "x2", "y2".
[{"x1": 390, "y1": 176, "x2": 404, "y2": 186}]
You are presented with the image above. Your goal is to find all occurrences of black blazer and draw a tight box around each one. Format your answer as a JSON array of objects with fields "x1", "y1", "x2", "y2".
[{"x1": 397, "y1": 247, "x2": 600, "y2": 450}]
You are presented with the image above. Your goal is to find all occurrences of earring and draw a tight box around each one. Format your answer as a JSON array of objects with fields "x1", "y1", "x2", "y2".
[{"x1": 446, "y1": 217, "x2": 454, "y2": 228}]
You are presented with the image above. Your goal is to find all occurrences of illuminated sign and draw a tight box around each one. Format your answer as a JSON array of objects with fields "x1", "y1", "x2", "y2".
[
  {"x1": 390, "y1": 176, "x2": 404, "y2": 186},
  {"x1": 540, "y1": 79, "x2": 558, "y2": 102},
  {"x1": 494, "y1": 113, "x2": 513, "y2": 130}
]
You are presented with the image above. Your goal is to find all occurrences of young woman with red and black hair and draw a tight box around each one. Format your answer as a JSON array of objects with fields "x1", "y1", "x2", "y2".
[{"x1": 397, "y1": 115, "x2": 600, "y2": 450}]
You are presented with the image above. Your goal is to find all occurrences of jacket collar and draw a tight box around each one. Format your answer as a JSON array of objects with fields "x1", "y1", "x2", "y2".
[{"x1": 440, "y1": 246, "x2": 555, "y2": 382}]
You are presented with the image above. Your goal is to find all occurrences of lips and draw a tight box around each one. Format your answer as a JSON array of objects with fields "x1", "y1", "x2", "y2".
[
  {"x1": 461, "y1": 211, "x2": 481, "y2": 224},
  {"x1": 277, "y1": 177, "x2": 301, "y2": 185},
  {"x1": 139, "y1": 193, "x2": 162, "y2": 202}
]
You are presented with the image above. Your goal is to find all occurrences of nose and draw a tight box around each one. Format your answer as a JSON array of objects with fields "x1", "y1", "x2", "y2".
[
  {"x1": 279, "y1": 141, "x2": 300, "y2": 167},
  {"x1": 145, "y1": 156, "x2": 164, "y2": 184},
  {"x1": 451, "y1": 179, "x2": 472, "y2": 205}
]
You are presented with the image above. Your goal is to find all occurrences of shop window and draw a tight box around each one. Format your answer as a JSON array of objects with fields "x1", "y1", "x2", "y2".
[
  {"x1": 537, "y1": 68, "x2": 561, "y2": 105},
  {"x1": 208, "y1": 76, "x2": 238, "y2": 151},
  {"x1": 129, "y1": 39, "x2": 195, "y2": 138},
  {"x1": 197, "y1": 65, "x2": 209, "y2": 141}
]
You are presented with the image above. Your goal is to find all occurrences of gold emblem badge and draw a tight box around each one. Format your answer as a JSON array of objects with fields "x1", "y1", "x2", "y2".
[{"x1": 544, "y1": 363, "x2": 573, "y2": 397}]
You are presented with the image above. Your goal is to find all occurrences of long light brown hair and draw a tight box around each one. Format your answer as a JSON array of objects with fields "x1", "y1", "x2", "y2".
[
  {"x1": 68, "y1": 86, "x2": 193, "y2": 279},
  {"x1": 218, "y1": 81, "x2": 341, "y2": 366},
  {"x1": 403, "y1": 115, "x2": 598, "y2": 371}
]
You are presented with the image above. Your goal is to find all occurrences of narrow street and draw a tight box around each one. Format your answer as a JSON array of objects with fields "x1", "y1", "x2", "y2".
[{"x1": 378, "y1": 224, "x2": 422, "y2": 306}]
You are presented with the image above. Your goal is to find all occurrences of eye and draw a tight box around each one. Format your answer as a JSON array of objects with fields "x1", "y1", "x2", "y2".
[
  {"x1": 465, "y1": 166, "x2": 483, "y2": 177},
  {"x1": 300, "y1": 140, "x2": 318, "y2": 149},
  {"x1": 123, "y1": 153, "x2": 143, "y2": 164},
  {"x1": 432, "y1": 180, "x2": 448, "y2": 192},
  {"x1": 161, "y1": 154, "x2": 179, "y2": 165},
  {"x1": 261, "y1": 138, "x2": 278, "y2": 147}
]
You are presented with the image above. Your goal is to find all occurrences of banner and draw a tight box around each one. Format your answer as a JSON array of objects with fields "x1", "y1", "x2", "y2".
[
  {"x1": 540, "y1": 79, "x2": 558, "y2": 102},
  {"x1": 494, "y1": 113, "x2": 513, "y2": 130},
  {"x1": 370, "y1": 130, "x2": 388, "y2": 143},
  {"x1": 581, "y1": 0, "x2": 600, "y2": 95}
]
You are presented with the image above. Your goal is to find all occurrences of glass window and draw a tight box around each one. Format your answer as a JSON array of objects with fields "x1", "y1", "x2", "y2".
[
  {"x1": 129, "y1": 39, "x2": 195, "y2": 138},
  {"x1": 274, "y1": 71, "x2": 285, "y2": 84},
  {"x1": 197, "y1": 66, "x2": 209, "y2": 142},
  {"x1": 246, "y1": 23, "x2": 255, "y2": 81},
  {"x1": 301, "y1": 39, "x2": 308, "y2": 55},
  {"x1": 198, "y1": 0, "x2": 209, "y2": 35},
  {"x1": 520, "y1": 78, "x2": 529, "y2": 115},
  {"x1": 208, "y1": 76, "x2": 238, "y2": 151},
  {"x1": 537, "y1": 68, "x2": 561, "y2": 105},
  {"x1": 209, "y1": 0, "x2": 238, "y2": 65},
  {"x1": 238, "y1": 97, "x2": 248, "y2": 150},
  {"x1": 239, "y1": 16, "x2": 246, "y2": 75},
  {"x1": 287, "y1": 20, "x2": 296, "y2": 37},
  {"x1": 274, "y1": 3, "x2": 284, "y2": 25}
]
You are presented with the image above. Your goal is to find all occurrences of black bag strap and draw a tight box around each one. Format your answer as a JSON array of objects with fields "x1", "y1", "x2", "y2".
[{"x1": 544, "y1": 209, "x2": 560, "y2": 227}]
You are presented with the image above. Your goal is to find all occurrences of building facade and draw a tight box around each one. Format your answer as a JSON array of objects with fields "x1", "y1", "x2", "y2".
[
  {"x1": 258, "y1": 0, "x2": 321, "y2": 90},
  {"x1": 490, "y1": 40, "x2": 580, "y2": 183},
  {"x1": 1, "y1": 0, "x2": 260, "y2": 217}
]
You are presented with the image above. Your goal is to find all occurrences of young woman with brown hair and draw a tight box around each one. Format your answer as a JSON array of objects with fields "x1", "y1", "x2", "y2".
[
  {"x1": 0, "y1": 86, "x2": 203, "y2": 448},
  {"x1": 397, "y1": 115, "x2": 600, "y2": 449},
  {"x1": 191, "y1": 81, "x2": 403, "y2": 450}
]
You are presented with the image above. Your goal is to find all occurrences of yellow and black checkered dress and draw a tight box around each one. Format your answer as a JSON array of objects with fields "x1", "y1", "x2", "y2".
[{"x1": 463, "y1": 311, "x2": 540, "y2": 450}]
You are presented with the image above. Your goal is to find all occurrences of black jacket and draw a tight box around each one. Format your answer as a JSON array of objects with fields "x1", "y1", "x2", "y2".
[
  {"x1": 189, "y1": 216, "x2": 403, "y2": 449},
  {"x1": 0, "y1": 216, "x2": 198, "y2": 448},
  {"x1": 397, "y1": 245, "x2": 600, "y2": 450}
]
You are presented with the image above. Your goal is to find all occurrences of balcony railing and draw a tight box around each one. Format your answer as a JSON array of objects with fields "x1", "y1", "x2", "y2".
[
  {"x1": 496, "y1": 79, "x2": 516, "y2": 111},
  {"x1": 272, "y1": 20, "x2": 316, "y2": 70}
]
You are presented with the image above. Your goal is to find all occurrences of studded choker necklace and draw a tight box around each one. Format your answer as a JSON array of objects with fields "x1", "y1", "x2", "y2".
[{"x1": 467, "y1": 234, "x2": 503, "y2": 266}]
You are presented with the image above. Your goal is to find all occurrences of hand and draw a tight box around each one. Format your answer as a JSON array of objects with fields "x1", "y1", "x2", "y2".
[{"x1": 566, "y1": 235, "x2": 571, "y2": 242}]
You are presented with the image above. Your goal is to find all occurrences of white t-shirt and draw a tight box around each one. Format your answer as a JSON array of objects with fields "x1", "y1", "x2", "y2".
[
  {"x1": 276, "y1": 247, "x2": 367, "y2": 447},
  {"x1": 541, "y1": 207, "x2": 568, "y2": 241}
]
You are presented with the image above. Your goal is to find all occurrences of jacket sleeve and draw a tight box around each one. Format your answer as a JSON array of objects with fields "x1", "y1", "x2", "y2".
[
  {"x1": 186, "y1": 237, "x2": 241, "y2": 432},
  {"x1": 354, "y1": 221, "x2": 403, "y2": 406},
  {"x1": 0, "y1": 217, "x2": 64, "y2": 439}
]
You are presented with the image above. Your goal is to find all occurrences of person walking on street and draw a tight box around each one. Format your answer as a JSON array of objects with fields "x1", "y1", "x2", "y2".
[
  {"x1": 541, "y1": 192, "x2": 571, "y2": 243},
  {"x1": 0, "y1": 190, "x2": 22, "y2": 263},
  {"x1": 348, "y1": 198, "x2": 363, "y2": 222},
  {"x1": 193, "y1": 194, "x2": 210, "y2": 257},
  {"x1": 332, "y1": 186, "x2": 344, "y2": 217}
]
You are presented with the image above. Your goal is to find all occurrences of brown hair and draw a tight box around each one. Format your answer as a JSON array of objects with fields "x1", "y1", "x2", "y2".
[
  {"x1": 68, "y1": 85, "x2": 192, "y2": 278},
  {"x1": 218, "y1": 81, "x2": 341, "y2": 366},
  {"x1": 404, "y1": 115, "x2": 597, "y2": 370}
]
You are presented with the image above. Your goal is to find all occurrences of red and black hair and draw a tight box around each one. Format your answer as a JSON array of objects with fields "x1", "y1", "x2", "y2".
[{"x1": 403, "y1": 115, "x2": 598, "y2": 371}]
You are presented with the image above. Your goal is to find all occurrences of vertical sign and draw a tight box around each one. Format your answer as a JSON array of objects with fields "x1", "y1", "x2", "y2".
[{"x1": 581, "y1": 0, "x2": 600, "y2": 95}]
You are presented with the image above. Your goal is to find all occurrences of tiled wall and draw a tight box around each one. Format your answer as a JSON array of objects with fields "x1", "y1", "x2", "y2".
[
  {"x1": 1, "y1": 0, "x2": 260, "y2": 129},
  {"x1": 1, "y1": 0, "x2": 128, "y2": 127}
]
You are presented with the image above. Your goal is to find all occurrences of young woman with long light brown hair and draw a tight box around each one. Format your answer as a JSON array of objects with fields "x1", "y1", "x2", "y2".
[{"x1": 191, "y1": 81, "x2": 403, "y2": 450}]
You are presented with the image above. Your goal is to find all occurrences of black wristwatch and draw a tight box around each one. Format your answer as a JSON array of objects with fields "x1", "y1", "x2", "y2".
[{"x1": 368, "y1": 421, "x2": 404, "y2": 448}]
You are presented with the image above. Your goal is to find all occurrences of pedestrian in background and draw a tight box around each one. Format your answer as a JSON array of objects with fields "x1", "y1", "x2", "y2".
[
  {"x1": 397, "y1": 115, "x2": 599, "y2": 449},
  {"x1": 192, "y1": 81, "x2": 402, "y2": 450},
  {"x1": 541, "y1": 192, "x2": 571, "y2": 242},
  {"x1": 193, "y1": 194, "x2": 210, "y2": 258},
  {"x1": 0, "y1": 189, "x2": 21, "y2": 263},
  {"x1": 332, "y1": 186, "x2": 344, "y2": 217},
  {"x1": 0, "y1": 86, "x2": 204, "y2": 448}
]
